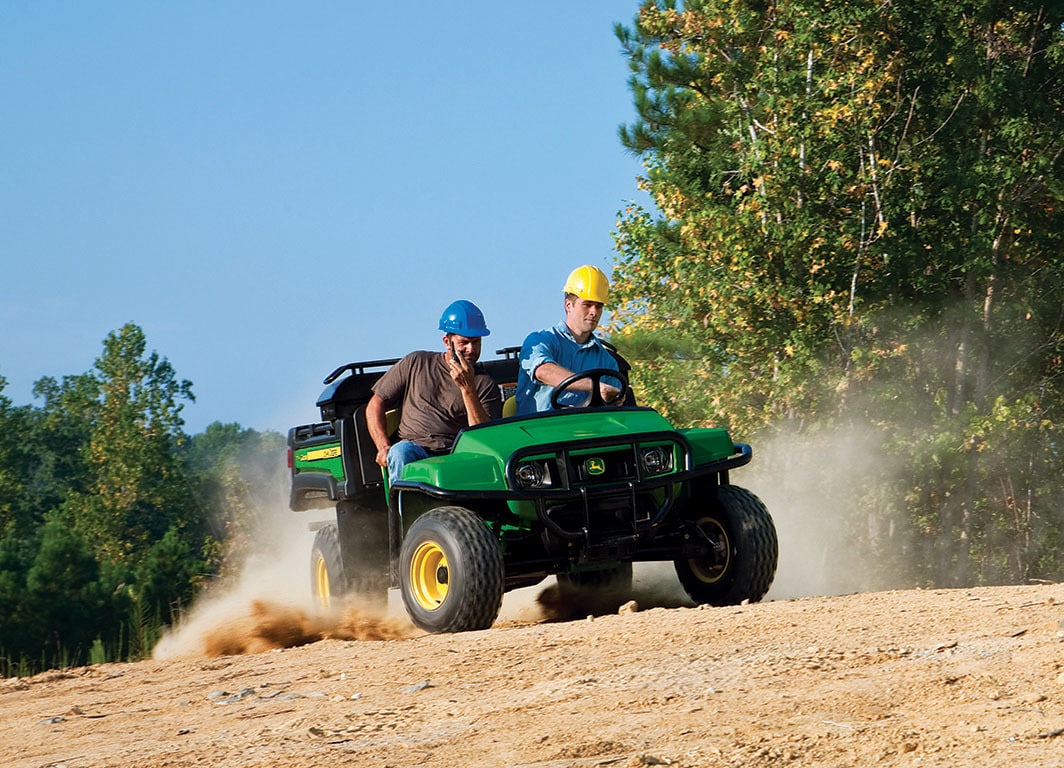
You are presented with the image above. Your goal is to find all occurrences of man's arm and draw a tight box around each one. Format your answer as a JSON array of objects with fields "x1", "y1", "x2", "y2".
[
  {"x1": 366, "y1": 393, "x2": 392, "y2": 467},
  {"x1": 524, "y1": 331, "x2": 601, "y2": 392},
  {"x1": 476, "y1": 372, "x2": 503, "y2": 420},
  {"x1": 461, "y1": 387, "x2": 491, "y2": 425},
  {"x1": 533, "y1": 361, "x2": 583, "y2": 388},
  {"x1": 447, "y1": 352, "x2": 490, "y2": 425},
  {"x1": 533, "y1": 361, "x2": 621, "y2": 401}
]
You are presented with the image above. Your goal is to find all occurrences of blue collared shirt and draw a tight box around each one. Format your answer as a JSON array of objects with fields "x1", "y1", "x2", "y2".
[{"x1": 514, "y1": 321, "x2": 620, "y2": 415}]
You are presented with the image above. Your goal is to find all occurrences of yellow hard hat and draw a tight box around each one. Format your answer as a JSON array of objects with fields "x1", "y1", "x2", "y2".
[{"x1": 563, "y1": 265, "x2": 610, "y2": 303}]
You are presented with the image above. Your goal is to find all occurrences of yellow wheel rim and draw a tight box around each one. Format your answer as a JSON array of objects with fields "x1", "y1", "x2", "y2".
[
  {"x1": 409, "y1": 541, "x2": 449, "y2": 611},
  {"x1": 688, "y1": 516, "x2": 730, "y2": 584},
  {"x1": 314, "y1": 555, "x2": 332, "y2": 609}
]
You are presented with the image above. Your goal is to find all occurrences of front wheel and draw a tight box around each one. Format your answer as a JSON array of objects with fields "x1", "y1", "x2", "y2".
[
  {"x1": 399, "y1": 506, "x2": 504, "y2": 633},
  {"x1": 674, "y1": 485, "x2": 777, "y2": 606}
]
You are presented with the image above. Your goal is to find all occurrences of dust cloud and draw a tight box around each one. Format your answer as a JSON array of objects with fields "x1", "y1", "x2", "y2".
[
  {"x1": 153, "y1": 506, "x2": 414, "y2": 660},
  {"x1": 195, "y1": 599, "x2": 414, "y2": 657},
  {"x1": 746, "y1": 423, "x2": 907, "y2": 600}
]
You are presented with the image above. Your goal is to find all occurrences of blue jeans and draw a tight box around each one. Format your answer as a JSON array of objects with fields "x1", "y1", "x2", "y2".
[{"x1": 386, "y1": 440, "x2": 433, "y2": 485}]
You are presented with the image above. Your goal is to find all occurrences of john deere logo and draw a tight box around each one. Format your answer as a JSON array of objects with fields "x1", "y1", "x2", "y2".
[{"x1": 585, "y1": 457, "x2": 606, "y2": 476}]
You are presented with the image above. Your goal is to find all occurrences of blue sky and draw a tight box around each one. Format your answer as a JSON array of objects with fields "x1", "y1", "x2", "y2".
[{"x1": 0, "y1": 2, "x2": 650, "y2": 434}]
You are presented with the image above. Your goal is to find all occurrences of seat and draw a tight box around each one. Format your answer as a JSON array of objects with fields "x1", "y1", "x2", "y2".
[{"x1": 502, "y1": 396, "x2": 517, "y2": 418}]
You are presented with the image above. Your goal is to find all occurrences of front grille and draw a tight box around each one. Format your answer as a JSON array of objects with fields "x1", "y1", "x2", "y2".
[
  {"x1": 572, "y1": 447, "x2": 637, "y2": 484},
  {"x1": 509, "y1": 436, "x2": 682, "y2": 495}
]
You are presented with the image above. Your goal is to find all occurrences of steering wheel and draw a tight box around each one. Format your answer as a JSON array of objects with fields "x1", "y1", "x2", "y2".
[{"x1": 549, "y1": 368, "x2": 629, "y2": 410}]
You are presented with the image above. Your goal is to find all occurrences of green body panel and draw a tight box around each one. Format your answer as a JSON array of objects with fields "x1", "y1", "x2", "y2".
[
  {"x1": 400, "y1": 452, "x2": 506, "y2": 490},
  {"x1": 678, "y1": 427, "x2": 735, "y2": 465},
  {"x1": 293, "y1": 442, "x2": 345, "y2": 481},
  {"x1": 461, "y1": 408, "x2": 679, "y2": 459},
  {"x1": 505, "y1": 499, "x2": 538, "y2": 523}
]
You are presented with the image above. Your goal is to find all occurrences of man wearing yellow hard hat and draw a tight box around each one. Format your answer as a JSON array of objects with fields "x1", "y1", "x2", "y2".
[{"x1": 514, "y1": 265, "x2": 622, "y2": 414}]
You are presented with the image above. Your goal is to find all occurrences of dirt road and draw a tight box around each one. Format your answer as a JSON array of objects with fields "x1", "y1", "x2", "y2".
[{"x1": 4, "y1": 579, "x2": 1064, "y2": 768}]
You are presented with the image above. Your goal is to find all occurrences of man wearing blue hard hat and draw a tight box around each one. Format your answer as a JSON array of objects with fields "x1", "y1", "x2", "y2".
[{"x1": 366, "y1": 300, "x2": 502, "y2": 484}]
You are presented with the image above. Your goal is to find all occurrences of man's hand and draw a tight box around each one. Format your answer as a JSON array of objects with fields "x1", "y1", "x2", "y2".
[
  {"x1": 366, "y1": 394, "x2": 393, "y2": 468},
  {"x1": 447, "y1": 347, "x2": 476, "y2": 393},
  {"x1": 445, "y1": 345, "x2": 491, "y2": 426}
]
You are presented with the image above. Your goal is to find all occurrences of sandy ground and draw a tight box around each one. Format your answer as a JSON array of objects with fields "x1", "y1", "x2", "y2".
[{"x1": 3, "y1": 576, "x2": 1064, "y2": 768}]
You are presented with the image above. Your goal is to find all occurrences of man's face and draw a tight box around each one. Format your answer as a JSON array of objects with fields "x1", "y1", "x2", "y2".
[
  {"x1": 564, "y1": 296, "x2": 604, "y2": 336},
  {"x1": 443, "y1": 334, "x2": 482, "y2": 363}
]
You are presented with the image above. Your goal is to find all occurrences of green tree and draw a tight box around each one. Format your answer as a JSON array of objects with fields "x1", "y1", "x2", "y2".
[
  {"x1": 63, "y1": 323, "x2": 199, "y2": 567},
  {"x1": 611, "y1": 1, "x2": 1064, "y2": 586},
  {"x1": 134, "y1": 525, "x2": 202, "y2": 625},
  {"x1": 0, "y1": 378, "x2": 22, "y2": 535},
  {"x1": 24, "y1": 513, "x2": 113, "y2": 667},
  {"x1": 13, "y1": 373, "x2": 100, "y2": 532},
  {"x1": 0, "y1": 533, "x2": 34, "y2": 671}
]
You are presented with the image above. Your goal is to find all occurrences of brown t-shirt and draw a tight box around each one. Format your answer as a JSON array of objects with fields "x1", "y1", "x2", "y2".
[{"x1": 371, "y1": 350, "x2": 503, "y2": 452}]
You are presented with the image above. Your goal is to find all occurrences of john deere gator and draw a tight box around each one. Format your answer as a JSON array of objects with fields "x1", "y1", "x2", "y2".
[{"x1": 288, "y1": 347, "x2": 778, "y2": 633}]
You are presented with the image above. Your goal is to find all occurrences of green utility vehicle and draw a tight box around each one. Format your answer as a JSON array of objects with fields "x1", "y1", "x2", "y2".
[{"x1": 287, "y1": 347, "x2": 778, "y2": 633}]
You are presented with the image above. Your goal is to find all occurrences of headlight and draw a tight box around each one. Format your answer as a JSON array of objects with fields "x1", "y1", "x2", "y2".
[
  {"x1": 639, "y1": 446, "x2": 672, "y2": 475},
  {"x1": 516, "y1": 463, "x2": 541, "y2": 487},
  {"x1": 515, "y1": 460, "x2": 553, "y2": 488}
]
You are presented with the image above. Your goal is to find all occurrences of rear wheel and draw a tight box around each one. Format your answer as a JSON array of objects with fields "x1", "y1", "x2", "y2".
[
  {"x1": 674, "y1": 485, "x2": 777, "y2": 606},
  {"x1": 310, "y1": 524, "x2": 348, "y2": 611},
  {"x1": 400, "y1": 506, "x2": 504, "y2": 633}
]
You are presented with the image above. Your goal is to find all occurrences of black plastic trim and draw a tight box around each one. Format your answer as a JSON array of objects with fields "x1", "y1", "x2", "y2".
[{"x1": 289, "y1": 472, "x2": 338, "y2": 510}]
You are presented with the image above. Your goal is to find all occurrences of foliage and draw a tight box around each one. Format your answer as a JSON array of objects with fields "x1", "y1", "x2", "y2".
[
  {"x1": 133, "y1": 526, "x2": 202, "y2": 625},
  {"x1": 24, "y1": 513, "x2": 119, "y2": 664},
  {"x1": 610, "y1": 1, "x2": 1064, "y2": 587},
  {"x1": 62, "y1": 323, "x2": 199, "y2": 565},
  {"x1": 0, "y1": 381, "x2": 21, "y2": 536},
  {"x1": 0, "y1": 325, "x2": 286, "y2": 675}
]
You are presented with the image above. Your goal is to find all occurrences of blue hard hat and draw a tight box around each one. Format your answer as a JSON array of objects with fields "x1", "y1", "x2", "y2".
[{"x1": 439, "y1": 300, "x2": 491, "y2": 337}]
